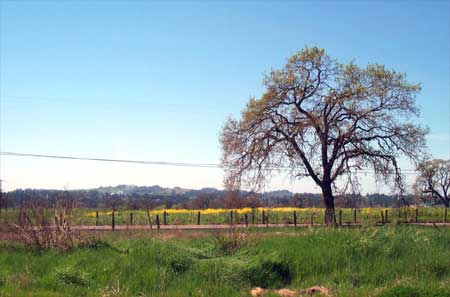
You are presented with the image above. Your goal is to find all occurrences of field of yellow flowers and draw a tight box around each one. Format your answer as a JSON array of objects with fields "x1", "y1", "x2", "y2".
[{"x1": 73, "y1": 207, "x2": 449, "y2": 226}]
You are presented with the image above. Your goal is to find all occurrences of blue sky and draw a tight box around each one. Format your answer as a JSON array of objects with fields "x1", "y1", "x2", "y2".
[{"x1": 1, "y1": 1, "x2": 449, "y2": 192}]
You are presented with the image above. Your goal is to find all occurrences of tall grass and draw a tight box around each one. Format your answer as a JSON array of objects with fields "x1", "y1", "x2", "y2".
[{"x1": 0, "y1": 226, "x2": 450, "y2": 296}]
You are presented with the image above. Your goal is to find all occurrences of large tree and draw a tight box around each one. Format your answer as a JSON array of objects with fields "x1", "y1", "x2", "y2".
[
  {"x1": 220, "y1": 47, "x2": 428, "y2": 224},
  {"x1": 414, "y1": 159, "x2": 450, "y2": 207}
]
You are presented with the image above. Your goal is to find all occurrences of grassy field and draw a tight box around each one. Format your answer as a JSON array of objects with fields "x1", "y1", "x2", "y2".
[
  {"x1": 2, "y1": 207, "x2": 448, "y2": 227},
  {"x1": 1, "y1": 226, "x2": 450, "y2": 296}
]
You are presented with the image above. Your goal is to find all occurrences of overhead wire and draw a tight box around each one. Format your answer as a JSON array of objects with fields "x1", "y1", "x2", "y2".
[{"x1": 0, "y1": 151, "x2": 417, "y2": 174}]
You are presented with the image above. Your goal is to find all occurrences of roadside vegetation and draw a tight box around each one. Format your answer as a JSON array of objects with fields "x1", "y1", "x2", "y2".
[{"x1": 1, "y1": 226, "x2": 450, "y2": 297}]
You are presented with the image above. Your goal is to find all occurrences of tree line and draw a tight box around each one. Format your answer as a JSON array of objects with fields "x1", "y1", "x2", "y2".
[{"x1": 0, "y1": 188, "x2": 427, "y2": 211}]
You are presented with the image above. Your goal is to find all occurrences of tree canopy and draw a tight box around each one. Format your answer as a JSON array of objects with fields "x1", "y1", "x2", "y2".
[{"x1": 220, "y1": 47, "x2": 428, "y2": 224}]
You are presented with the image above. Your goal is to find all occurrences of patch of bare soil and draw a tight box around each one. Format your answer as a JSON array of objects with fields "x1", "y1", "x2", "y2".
[
  {"x1": 251, "y1": 286, "x2": 332, "y2": 297},
  {"x1": 276, "y1": 288, "x2": 297, "y2": 296}
]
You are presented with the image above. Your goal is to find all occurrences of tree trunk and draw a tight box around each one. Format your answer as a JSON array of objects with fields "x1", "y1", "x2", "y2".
[{"x1": 322, "y1": 183, "x2": 335, "y2": 226}]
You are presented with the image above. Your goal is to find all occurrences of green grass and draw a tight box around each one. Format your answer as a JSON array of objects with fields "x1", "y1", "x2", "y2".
[{"x1": 1, "y1": 226, "x2": 450, "y2": 296}]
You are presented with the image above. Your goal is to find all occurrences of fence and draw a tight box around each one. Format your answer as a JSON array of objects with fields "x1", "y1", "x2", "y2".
[
  {"x1": 71, "y1": 207, "x2": 450, "y2": 230},
  {"x1": 1, "y1": 207, "x2": 449, "y2": 231}
]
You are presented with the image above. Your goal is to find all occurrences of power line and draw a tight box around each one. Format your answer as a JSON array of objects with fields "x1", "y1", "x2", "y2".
[
  {"x1": 0, "y1": 151, "x2": 417, "y2": 174},
  {"x1": 0, "y1": 152, "x2": 219, "y2": 168}
]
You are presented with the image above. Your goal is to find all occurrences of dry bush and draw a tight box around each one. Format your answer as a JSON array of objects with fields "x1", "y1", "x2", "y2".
[
  {"x1": 212, "y1": 226, "x2": 252, "y2": 254},
  {"x1": 11, "y1": 198, "x2": 83, "y2": 251}
]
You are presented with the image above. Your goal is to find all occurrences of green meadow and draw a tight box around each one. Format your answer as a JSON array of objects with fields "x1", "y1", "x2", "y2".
[{"x1": 1, "y1": 226, "x2": 450, "y2": 296}]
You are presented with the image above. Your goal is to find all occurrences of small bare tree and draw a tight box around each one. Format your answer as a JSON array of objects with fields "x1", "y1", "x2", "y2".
[
  {"x1": 414, "y1": 159, "x2": 450, "y2": 207},
  {"x1": 12, "y1": 196, "x2": 82, "y2": 250},
  {"x1": 220, "y1": 47, "x2": 428, "y2": 224}
]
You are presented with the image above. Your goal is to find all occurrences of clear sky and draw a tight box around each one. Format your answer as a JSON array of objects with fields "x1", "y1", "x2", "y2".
[{"x1": 1, "y1": 1, "x2": 449, "y2": 193}]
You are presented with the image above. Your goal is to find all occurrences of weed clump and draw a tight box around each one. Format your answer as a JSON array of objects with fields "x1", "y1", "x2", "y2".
[
  {"x1": 0, "y1": 272, "x2": 6, "y2": 287},
  {"x1": 55, "y1": 266, "x2": 89, "y2": 287},
  {"x1": 212, "y1": 227, "x2": 251, "y2": 255},
  {"x1": 247, "y1": 259, "x2": 293, "y2": 289},
  {"x1": 169, "y1": 255, "x2": 193, "y2": 274},
  {"x1": 379, "y1": 286, "x2": 450, "y2": 297}
]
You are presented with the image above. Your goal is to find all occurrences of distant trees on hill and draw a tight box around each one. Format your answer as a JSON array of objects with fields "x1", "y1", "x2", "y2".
[{"x1": 1, "y1": 187, "x2": 420, "y2": 210}]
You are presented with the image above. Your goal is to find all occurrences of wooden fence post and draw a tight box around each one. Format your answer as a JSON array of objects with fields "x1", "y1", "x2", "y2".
[
  {"x1": 229, "y1": 211, "x2": 233, "y2": 224},
  {"x1": 130, "y1": 213, "x2": 133, "y2": 225},
  {"x1": 385, "y1": 209, "x2": 388, "y2": 224},
  {"x1": 293, "y1": 210, "x2": 297, "y2": 227},
  {"x1": 262, "y1": 210, "x2": 265, "y2": 224},
  {"x1": 338, "y1": 209, "x2": 342, "y2": 226},
  {"x1": 146, "y1": 209, "x2": 153, "y2": 231},
  {"x1": 252, "y1": 209, "x2": 255, "y2": 224},
  {"x1": 163, "y1": 211, "x2": 167, "y2": 225},
  {"x1": 197, "y1": 211, "x2": 201, "y2": 225},
  {"x1": 112, "y1": 210, "x2": 115, "y2": 231},
  {"x1": 245, "y1": 213, "x2": 248, "y2": 226},
  {"x1": 310, "y1": 213, "x2": 314, "y2": 226},
  {"x1": 156, "y1": 214, "x2": 160, "y2": 229},
  {"x1": 381, "y1": 211, "x2": 385, "y2": 225},
  {"x1": 445, "y1": 208, "x2": 448, "y2": 223},
  {"x1": 353, "y1": 208, "x2": 357, "y2": 225},
  {"x1": 415, "y1": 208, "x2": 419, "y2": 223},
  {"x1": 95, "y1": 210, "x2": 99, "y2": 226}
]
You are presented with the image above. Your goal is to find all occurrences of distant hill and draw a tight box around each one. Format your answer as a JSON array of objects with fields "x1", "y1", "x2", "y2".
[
  {"x1": 91, "y1": 184, "x2": 292, "y2": 198},
  {"x1": 261, "y1": 190, "x2": 293, "y2": 198},
  {"x1": 94, "y1": 184, "x2": 191, "y2": 195}
]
